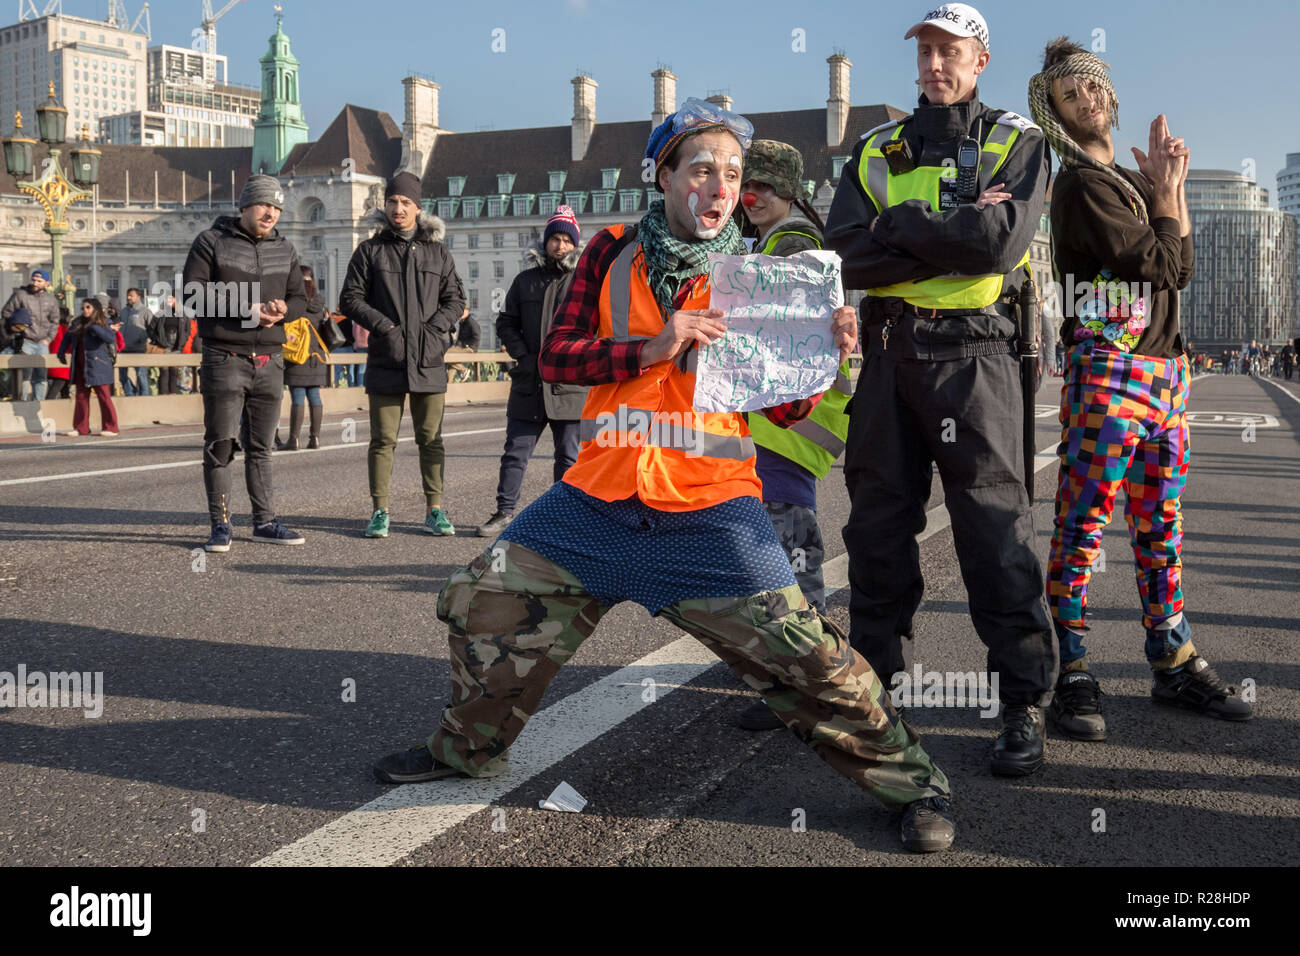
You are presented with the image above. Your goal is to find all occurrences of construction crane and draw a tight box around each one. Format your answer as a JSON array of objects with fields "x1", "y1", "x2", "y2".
[
  {"x1": 105, "y1": 1, "x2": 151, "y2": 36},
  {"x1": 18, "y1": 0, "x2": 62, "y2": 21},
  {"x1": 200, "y1": 0, "x2": 245, "y2": 57}
]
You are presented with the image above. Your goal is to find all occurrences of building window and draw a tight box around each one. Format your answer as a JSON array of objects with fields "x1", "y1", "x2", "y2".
[
  {"x1": 592, "y1": 192, "x2": 615, "y2": 214},
  {"x1": 548, "y1": 171, "x2": 566, "y2": 192},
  {"x1": 493, "y1": 261, "x2": 504, "y2": 279},
  {"x1": 497, "y1": 173, "x2": 515, "y2": 193},
  {"x1": 832, "y1": 156, "x2": 850, "y2": 178},
  {"x1": 619, "y1": 190, "x2": 641, "y2": 213},
  {"x1": 468, "y1": 289, "x2": 479, "y2": 310},
  {"x1": 448, "y1": 176, "x2": 466, "y2": 197},
  {"x1": 538, "y1": 194, "x2": 558, "y2": 217},
  {"x1": 517, "y1": 232, "x2": 530, "y2": 247},
  {"x1": 601, "y1": 168, "x2": 620, "y2": 189},
  {"x1": 445, "y1": 236, "x2": 454, "y2": 249},
  {"x1": 468, "y1": 262, "x2": 479, "y2": 279},
  {"x1": 492, "y1": 233, "x2": 504, "y2": 248},
  {"x1": 512, "y1": 195, "x2": 534, "y2": 217},
  {"x1": 486, "y1": 197, "x2": 504, "y2": 218},
  {"x1": 468, "y1": 234, "x2": 479, "y2": 249},
  {"x1": 564, "y1": 192, "x2": 588, "y2": 214},
  {"x1": 437, "y1": 198, "x2": 458, "y2": 218},
  {"x1": 462, "y1": 198, "x2": 482, "y2": 219}
]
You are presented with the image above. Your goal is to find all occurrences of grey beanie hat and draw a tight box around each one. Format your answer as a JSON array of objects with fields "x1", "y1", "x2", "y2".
[{"x1": 238, "y1": 174, "x2": 286, "y2": 210}]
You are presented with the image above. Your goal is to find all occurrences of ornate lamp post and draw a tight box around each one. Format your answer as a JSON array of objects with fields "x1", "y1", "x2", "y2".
[{"x1": 2, "y1": 83, "x2": 100, "y2": 309}]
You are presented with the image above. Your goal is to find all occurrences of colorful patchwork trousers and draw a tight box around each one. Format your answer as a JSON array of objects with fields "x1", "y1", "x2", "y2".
[
  {"x1": 1047, "y1": 345, "x2": 1191, "y2": 656},
  {"x1": 430, "y1": 534, "x2": 951, "y2": 807}
]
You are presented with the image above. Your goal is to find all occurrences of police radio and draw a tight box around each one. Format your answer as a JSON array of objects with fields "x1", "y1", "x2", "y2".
[{"x1": 954, "y1": 135, "x2": 980, "y2": 204}]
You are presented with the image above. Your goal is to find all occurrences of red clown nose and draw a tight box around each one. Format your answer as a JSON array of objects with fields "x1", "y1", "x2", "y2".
[{"x1": 740, "y1": 192, "x2": 758, "y2": 207}]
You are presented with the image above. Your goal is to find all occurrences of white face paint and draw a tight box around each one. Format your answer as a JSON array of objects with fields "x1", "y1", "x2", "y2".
[
  {"x1": 729, "y1": 155, "x2": 742, "y2": 168},
  {"x1": 689, "y1": 150, "x2": 715, "y2": 166}
]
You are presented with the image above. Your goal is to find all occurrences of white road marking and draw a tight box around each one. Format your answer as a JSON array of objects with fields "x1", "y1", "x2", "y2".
[
  {"x1": 0, "y1": 405, "x2": 504, "y2": 452},
  {"x1": 0, "y1": 427, "x2": 507, "y2": 487},
  {"x1": 255, "y1": 636, "x2": 721, "y2": 866},
  {"x1": 1256, "y1": 376, "x2": 1300, "y2": 406},
  {"x1": 260, "y1": 372, "x2": 1215, "y2": 865}
]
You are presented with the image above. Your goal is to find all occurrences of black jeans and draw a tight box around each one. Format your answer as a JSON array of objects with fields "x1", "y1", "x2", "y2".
[
  {"x1": 201, "y1": 347, "x2": 284, "y2": 525},
  {"x1": 495, "y1": 416, "x2": 580, "y2": 514},
  {"x1": 841, "y1": 343, "x2": 1056, "y2": 707}
]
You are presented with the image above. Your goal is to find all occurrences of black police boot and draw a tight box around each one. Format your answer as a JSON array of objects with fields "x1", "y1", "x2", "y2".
[{"x1": 991, "y1": 704, "x2": 1045, "y2": 777}]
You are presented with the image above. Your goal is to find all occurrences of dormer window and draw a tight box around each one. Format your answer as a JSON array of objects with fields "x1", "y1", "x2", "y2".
[
  {"x1": 497, "y1": 173, "x2": 515, "y2": 193},
  {"x1": 448, "y1": 176, "x2": 466, "y2": 197},
  {"x1": 601, "y1": 168, "x2": 620, "y2": 189},
  {"x1": 548, "y1": 170, "x2": 567, "y2": 192}
]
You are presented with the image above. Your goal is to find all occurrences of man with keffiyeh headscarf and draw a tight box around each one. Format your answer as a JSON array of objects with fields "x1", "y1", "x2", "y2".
[
  {"x1": 1028, "y1": 37, "x2": 1252, "y2": 740},
  {"x1": 373, "y1": 98, "x2": 959, "y2": 854}
]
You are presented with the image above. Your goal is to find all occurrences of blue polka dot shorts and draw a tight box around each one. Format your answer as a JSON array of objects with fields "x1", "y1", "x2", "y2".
[{"x1": 500, "y1": 481, "x2": 797, "y2": 614}]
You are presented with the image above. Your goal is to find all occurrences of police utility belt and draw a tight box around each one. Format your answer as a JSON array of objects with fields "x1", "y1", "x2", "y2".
[{"x1": 864, "y1": 296, "x2": 1021, "y2": 362}]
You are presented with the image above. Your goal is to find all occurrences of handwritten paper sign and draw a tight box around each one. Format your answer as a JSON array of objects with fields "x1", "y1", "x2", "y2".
[{"x1": 694, "y1": 250, "x2": 843, "y2": 413}]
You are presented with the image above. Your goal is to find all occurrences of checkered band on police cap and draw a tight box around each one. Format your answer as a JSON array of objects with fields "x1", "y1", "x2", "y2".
[{"x1": 904, "y1": 3, "x2": 990, "y2": 51}]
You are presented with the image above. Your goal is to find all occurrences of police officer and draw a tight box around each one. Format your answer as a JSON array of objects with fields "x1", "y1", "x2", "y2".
[{"x1": 825, "y1": 3, "x2": 1056, "y2": 776}]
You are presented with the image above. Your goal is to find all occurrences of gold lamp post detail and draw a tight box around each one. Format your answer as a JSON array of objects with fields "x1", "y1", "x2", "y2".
[{"x1": 2, "y1": 84, "x2": 99, "y2": 308}]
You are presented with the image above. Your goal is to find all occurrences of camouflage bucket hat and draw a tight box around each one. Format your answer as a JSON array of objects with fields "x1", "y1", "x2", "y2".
[{"x1": 742, "y1": 140, "x2": 807, "y2": 201}]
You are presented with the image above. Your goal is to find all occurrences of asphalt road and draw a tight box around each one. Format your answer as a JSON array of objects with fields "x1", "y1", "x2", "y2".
[{"x1": 1, "y1": 371, "x2": 1296, "y2": 867}]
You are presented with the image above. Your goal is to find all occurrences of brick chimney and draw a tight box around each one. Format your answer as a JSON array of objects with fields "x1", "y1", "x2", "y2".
[
  {"x1": 401, "y1": 76, "x2": 439, "y2": 176},
  {"x1": 571, "y1": 74, "x2": 597, "y2": 162},
  {"x1": 706, "y1": 92, "x2": 733, "y2": 112},
  {"x1": 826, "y1": 53, "x2": 851, "y2": 147},
  {"x1": 650, "y1": 67, "x2": 677, "y2": 127}
]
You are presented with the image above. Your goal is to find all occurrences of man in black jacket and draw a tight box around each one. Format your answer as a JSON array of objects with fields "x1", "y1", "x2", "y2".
[
  {"x1": 826, "y1": 3, "x2": 1056, "y2": 778},
  {"x1": 183, "y1": 174, "x2": 308, "y2": 552},
  {"x1": 475, "y1": 205, "x2": 588, "y2": 538},
  {"x1": 1028, "y1": 37, "x2": 1250, "y2": 736},
  {"x1": 341, "y1": 171, "x2": 465, "y2": 539}
]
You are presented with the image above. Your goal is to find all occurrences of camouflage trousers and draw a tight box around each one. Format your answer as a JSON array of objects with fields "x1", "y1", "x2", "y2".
[
  {"x1": 763, "y1": 501, "x2": 827, "y2": 613},
  {"x1": 431, "y1": 541, "x2": 951, "y2": 807}
]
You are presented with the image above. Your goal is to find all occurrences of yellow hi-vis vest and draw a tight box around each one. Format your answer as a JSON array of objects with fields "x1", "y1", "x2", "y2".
[
  {"x1": 857, "y1": 112, "x2": 1034, "y2": 310},
  {"x1": 746, "y1": 225, "x2": 853, "y2": 479},
  {"x1": 749, "y1": 360, "x2": 852, "y2": 479}
]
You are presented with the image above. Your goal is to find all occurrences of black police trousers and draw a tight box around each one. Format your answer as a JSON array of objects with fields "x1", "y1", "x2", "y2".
[{"x1": 841, "y1": 342, "x2": 1056, "y2": 707}]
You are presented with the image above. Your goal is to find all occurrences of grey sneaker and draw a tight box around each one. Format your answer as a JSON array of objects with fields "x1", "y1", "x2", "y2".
[
  {"x1": 1048, "y1": 670, "x2": 1107, "y2": 741},
  {"x1": 475, "y1": 511, "x2": 513, "y2": 538}
]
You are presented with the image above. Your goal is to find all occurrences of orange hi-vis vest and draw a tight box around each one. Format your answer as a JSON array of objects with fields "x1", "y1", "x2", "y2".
[{"x1": 562, "y1": 224, "x2": 761, "y2": 512}]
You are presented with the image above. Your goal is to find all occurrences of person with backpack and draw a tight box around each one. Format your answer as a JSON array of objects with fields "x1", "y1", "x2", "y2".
[
  {"x1": 473, "y1": 205, "x2": 587, "y2": 539},
  {"x1": 277, "y1": 264, "x2": 331, "y2": 451},
  {"x1": 730, "y1": 140, "x2": 854, "y2": 731},
  {"x1": 147, "y1": 295, "x2": 187, "y2": 395},
  {"x1": 46, "y1": 308, "x2": 72, "y2": 400},
  {"x1": 2, "y1": 268, "x2": 59, "y2": 402},
  {"x1": 58, "y1": 296, "x2": 121, "y2": 436}
]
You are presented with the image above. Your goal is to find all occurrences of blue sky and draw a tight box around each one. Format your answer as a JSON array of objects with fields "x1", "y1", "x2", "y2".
[{"x1": 94, "y1": 0, "x2": 1297, "y2": 198}]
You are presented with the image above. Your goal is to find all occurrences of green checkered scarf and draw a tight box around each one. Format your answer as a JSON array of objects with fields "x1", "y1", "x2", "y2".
[{"x1": 638, "y1": 200, "x2": 744, "y2": 314}]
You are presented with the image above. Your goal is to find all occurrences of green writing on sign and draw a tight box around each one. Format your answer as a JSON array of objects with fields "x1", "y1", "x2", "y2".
[{"x1": 696, "y1": 250, "x2": 844, "y2": 413}]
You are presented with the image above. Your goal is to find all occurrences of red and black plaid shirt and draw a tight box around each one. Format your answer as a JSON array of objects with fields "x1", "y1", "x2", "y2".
[{"x1": 540, "y1": 226, "x2": 819, "y2": 427}]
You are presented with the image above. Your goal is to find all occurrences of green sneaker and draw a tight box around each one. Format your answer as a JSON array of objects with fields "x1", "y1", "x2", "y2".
[
  {"x1": 364, "y1": 508, "x2": 390, "y2": 538},
  {"x1": 424, "y1": 507, "x2": 455, "y2": 536}
]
